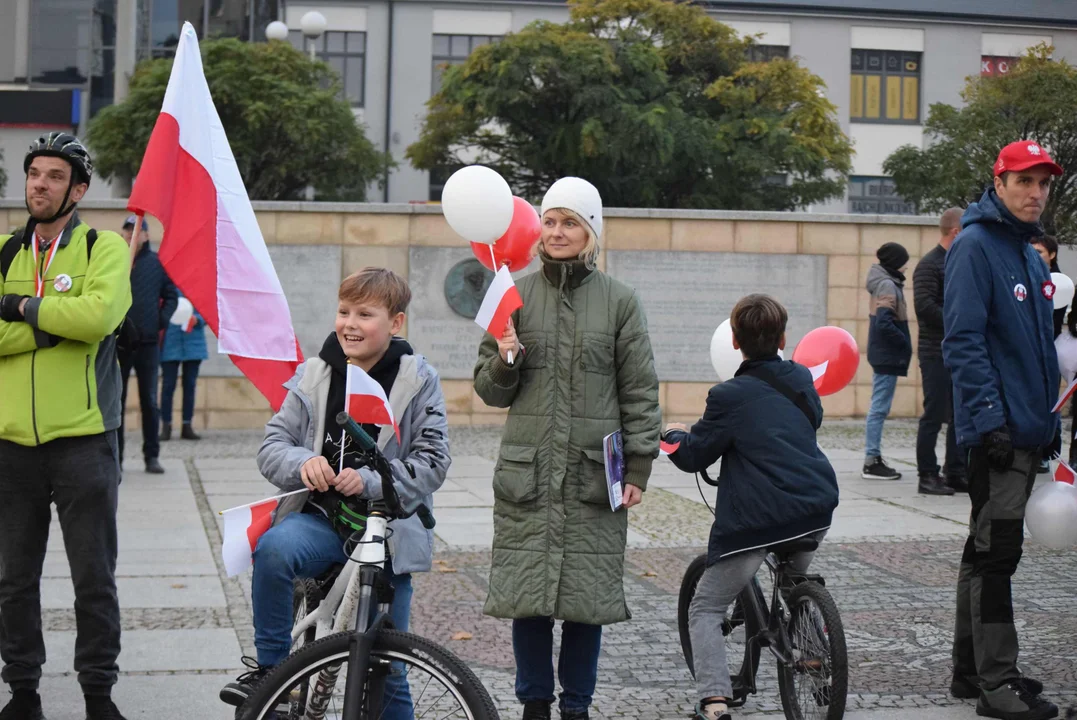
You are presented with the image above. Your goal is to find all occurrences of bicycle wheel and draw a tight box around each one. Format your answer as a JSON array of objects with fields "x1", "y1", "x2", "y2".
[
  {"x1": 238, "y1": 629, "x2": 499, "y2": 720},
  {"x1": 777, "y1": 581, "x2": 848, "y2": 720},
  {"x1": 292, "y1": 578, "x2": 322, "y2": 651},
  {"x1": 677, "y1": 553, "x2": 760, "y2": 693}
]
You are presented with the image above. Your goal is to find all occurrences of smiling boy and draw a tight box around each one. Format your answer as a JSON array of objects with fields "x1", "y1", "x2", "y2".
[{"x1": 219, "y1": 267, "x2": 450, "y2": 720}]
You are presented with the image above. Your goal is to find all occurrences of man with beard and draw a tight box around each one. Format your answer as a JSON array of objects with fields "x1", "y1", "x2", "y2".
[{"x1": 0, "y1": 133, "x2": 132, "y2": 720}]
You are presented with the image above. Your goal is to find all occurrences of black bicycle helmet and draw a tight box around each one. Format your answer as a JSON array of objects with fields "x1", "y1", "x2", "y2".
[
  {"x1": 24, "y1": 132, "x2": 93, "y2": 186},
  {"x1": 23, "y1": 132, "x2": 94, "y2": 224}
]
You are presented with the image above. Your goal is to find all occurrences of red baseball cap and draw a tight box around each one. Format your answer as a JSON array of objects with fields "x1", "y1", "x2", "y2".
[{"x1": 994, "y1": 140, "x2": 1064, "y2": 177}]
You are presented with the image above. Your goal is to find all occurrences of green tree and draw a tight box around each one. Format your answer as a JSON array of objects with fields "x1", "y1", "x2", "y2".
[
  {"x1": 87, "y1": 38, "x2": 390, "y2": 201},
  {"x1": 884, "y1": 45, "x2": 1077, "y2": 235},
  {"x1": 407, "y1": 0, "x2": 852, "y2": 209}
]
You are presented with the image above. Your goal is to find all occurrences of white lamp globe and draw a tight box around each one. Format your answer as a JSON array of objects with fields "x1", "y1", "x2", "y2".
[
  {"x1": 300, "y1": 11, "x2": 328, "y2": 38},
  {"x1": 265, "y1": 21, "x2": 289, "y2": 41}
]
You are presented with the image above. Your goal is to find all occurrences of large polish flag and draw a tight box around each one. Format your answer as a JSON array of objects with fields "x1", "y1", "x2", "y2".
[
  {"x1": 220, "y1": 489, "x2": 306, "y2": 576},
  {"x1": 127, "y1": 22, "x2": 301, "y2": 411}
]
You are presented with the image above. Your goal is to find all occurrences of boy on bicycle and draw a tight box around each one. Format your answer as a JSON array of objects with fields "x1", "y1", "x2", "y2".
[
  {"x1": 220, "y1": 267, "x2": 451, "y2": 720},
  {"x1": 663, "y1": 294, "x2": 839, "y2": 720}
]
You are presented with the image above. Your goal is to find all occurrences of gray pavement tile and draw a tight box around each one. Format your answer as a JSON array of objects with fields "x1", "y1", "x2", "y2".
[
  {"x1": 43, "y1": 549, "x2": 217, "y2": 578},
  {"x1": 43, "y1": 629, "x2": 241, "y2": 674},
  {"x1": 42, "y1": 576, "x2": 227, "y2": 609},
  {"x1": 39, "y1": 673, "x2": 238, "y2": 720}
]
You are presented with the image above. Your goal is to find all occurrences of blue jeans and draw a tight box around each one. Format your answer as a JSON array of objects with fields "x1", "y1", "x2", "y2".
[
  {"x1": 512, "y1": 617, "x2": 602, "y2": 712},
  {"x1": 864, "y1": 373, "x2": 898, "y2": 461},
  {"x1": 251, "y1": 512, "x2": 414, "y2": 720},
  {"x1": 160, "y1": 360, "x2": 201, "y2": 424}
]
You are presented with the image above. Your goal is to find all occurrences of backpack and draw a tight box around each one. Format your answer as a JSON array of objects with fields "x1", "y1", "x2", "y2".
[{"x1": 0, "y1": 227, "x2": 99, "y2": 280}]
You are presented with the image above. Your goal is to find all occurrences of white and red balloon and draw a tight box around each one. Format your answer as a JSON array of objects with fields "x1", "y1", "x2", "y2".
[{"x1": 440, "y1": 165, "x2": 514, "y2": 244}]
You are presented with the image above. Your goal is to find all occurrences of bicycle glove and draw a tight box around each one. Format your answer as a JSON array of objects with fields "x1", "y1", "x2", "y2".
[
  {"x1": 983, "y1": 426, "x2": 1014, "y2": 473},
  {"x1": 0, "y1": 294, "x2": 28, "y2": 322}
]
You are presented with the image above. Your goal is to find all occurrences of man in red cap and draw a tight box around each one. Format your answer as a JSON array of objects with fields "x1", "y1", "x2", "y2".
[{"x1": 944, "y1": 141, "x2": 1062, "y2": 720}]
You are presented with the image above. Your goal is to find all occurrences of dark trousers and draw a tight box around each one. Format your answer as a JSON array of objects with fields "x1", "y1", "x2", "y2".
[
  {"x1": 0, "y1": 433, "x2": 121, "y2": 693},
  {"x1": 119, "y1": 343, "x2": 160, "y2": 461},
  {"x1": 160, "y1": 360, "x2": 201, "y2": 425},
  {"x1": 952, "y1": 447, "x2": 1038, "y2": 691},
  {"x1": 513, "y1": 617, "x2": 602, "y2": 712},
  {"x1": 916, "y1": 354, "x2": 965, "y2": 478}
]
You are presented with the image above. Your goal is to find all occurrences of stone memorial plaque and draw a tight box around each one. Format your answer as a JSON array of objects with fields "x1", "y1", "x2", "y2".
[
  {"x1": 201, "y1": 245, "x2": 342, "y2": 378},
  {"x1": 408, "y1": 247, "x2": 539, "y2": 379},
  {"x1": 605, "y1": 251, "x2": 828, "y2": 381}
]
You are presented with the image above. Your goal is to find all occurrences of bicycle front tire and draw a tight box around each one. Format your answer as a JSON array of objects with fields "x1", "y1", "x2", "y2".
[
  {"x1": 238, "y1": 629, "x2": 499, "y2": 720},
  {"x1": 777, "y1": 581, "x2": 848, "y2": 720}
]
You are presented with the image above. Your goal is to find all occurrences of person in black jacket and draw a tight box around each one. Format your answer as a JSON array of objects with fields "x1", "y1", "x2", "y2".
[
  {"x1": 913, "y1": 207, "x2": 965, "y2": 495},
  {"x1": 118, "y1": 216, "x2": 177, "y2": 474},
  {"x1": 663, "y1": 294, "x2": 838, "y2": 720}
]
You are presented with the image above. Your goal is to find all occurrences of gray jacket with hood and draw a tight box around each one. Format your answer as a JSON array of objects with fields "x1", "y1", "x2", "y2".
[{"x1": 257, "y1": 353, "x2": 450, "y2": 574}]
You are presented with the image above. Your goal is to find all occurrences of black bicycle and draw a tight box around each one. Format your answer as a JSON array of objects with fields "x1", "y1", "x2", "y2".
[
  {"x1": 237, "y1": 412, "x2": 499, "y2": 720},
  {"x1": 677, "y1": 537, "x2": 848, "y2": 720}
]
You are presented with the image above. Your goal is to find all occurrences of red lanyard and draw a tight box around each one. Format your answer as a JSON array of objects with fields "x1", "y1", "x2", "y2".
[{"x1": 31, "y1": 231, "x2": 60, "y2": 298}]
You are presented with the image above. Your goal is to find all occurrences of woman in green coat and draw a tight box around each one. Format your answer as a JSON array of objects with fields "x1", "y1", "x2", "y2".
[{"x1": 474, "y1": 177, "x2": 662, "y2": 720}]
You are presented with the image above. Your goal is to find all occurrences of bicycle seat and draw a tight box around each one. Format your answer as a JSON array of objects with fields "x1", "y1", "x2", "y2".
[{"x1": 767, "y1": 537, "x2": 819, "y2": 556}]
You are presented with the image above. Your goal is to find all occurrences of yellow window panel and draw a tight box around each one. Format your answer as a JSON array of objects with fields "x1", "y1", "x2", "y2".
[
  {"x1": 865, "y1": 75, "x2": 881, "y2": 119},
  {"x1": 886, "y1": 76, "x2": 902, "y2": 120},
  {"x1": 903, "y1": 76, "x2": 919, "y2": 120},
  {"x1": 850, "y1": 74, "x2": 864, "y2": 118}
]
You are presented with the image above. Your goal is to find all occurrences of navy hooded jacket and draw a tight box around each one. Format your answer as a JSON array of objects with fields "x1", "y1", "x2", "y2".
[
  {"x1": 665, "y1": 356, "x2": 839, "y2": 563},
  {"x1": 943, "y1": 189, "x2": 1059, "y2": 449}
]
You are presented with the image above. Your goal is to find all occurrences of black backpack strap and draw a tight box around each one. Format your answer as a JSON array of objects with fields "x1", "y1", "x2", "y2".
[
  {"x1": 86, "y1": 229, "x2": 97, "y2": 260},
  {"x1": 0, "y1": 230, "x2": 26, "y2": 281},
  {"x1": 740, "y1": 364, "x2": 819, "y2": 428}
]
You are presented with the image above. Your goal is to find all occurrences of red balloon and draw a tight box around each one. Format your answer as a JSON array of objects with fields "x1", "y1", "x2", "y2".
[
  {"x1": 472, "y1": 196, "x2": 540, "y2": 272},
  {"x1": 791, "y1": 326, "x2": 859, "y2": 397}
]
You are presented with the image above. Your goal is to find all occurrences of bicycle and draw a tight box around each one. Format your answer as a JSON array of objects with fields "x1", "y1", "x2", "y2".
[
  {"x1": 677, "y1": 535, "x2": 848, "y2": 720},
  {"x1": 237, "y1": 411, "x2": 499, "y2": 720}
]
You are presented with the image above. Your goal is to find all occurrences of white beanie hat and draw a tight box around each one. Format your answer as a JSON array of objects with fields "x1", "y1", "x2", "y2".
[{"x1": 540, "y1": 177, "x2": 603, "y2": 239}]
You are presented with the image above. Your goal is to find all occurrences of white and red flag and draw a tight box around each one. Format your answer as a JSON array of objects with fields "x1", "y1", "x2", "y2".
[
  {"x1": 220, "y1": 489, "x2": 306, "y2": 576},
  {"x1": 660, "y1": 439, "x2": 681, "y2": 455},
  {"x1": 1053, "y1": 376, "x2": 1077, "y2": 414},
  {"x1": 127, "y1": 21, "x2": 301, "y2": 411},
  {"x1": 475, "y1": 265, "x2": 523, "y2": 338},
  {"x1": 1055, "y1": 459, "x2": 1076, "y2": 485},
  {"x1": 346, "y1": 364, "x2": 400, "y2": 442}
]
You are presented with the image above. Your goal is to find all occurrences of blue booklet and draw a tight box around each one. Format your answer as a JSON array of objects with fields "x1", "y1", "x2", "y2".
[{"x1": 603, "y1": 430, "x2": 625, "y2": 512}]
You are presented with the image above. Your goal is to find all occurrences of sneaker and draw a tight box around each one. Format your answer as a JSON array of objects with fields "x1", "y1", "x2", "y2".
[
  {"x1": 220, "y1": 656, "x2": 274, "y2": 707},
  {"x1": 522, "y1": 701, "x2": 552, "y2": 720},
  {"x1": 692, "y1": 699, "x2": 732, "y2": 720},
  {"x1": 977, "y1": 681, "x2": 1058, "y2": 720},
  {"x1": 947, "y1": 474, "x2": 970, "y2": 493},
  {"x1": 561, "y1": 710, "x2": 589, "y2": 720},
  {"x1": 1038, "y1": 459, "x2": 1051, "y2": 475},
  {"x1": 145, "y1": 458, "x2": 165, "y2": 474},
  {"x1": 953, "y1": 674, "x2": 1044, "y2": 700},
  {"x1": 862, "y1": 458, "x2": 902, "y2": 480},
  {"x1": 919, "y1": 474, "x2": 956, "y2": 496},
  {"x1": 0, "y1": 690, "x2": 45, "y2": 720},
  {"x1": 85, "y1": 696, "x2": 127, "y2": 720}
]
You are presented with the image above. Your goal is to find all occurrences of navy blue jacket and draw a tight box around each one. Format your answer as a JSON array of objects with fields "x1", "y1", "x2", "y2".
[
  {"x1": 665, "y1": 356, "x2": 839, "y2": 562},
  {"x1": 127, "y1": 241, "x2": 178, "y2": 345},
  {"x1": 866, "y1": 264, "x2": 912, "y2": 376},
  {"x1": 943, "y1": 189, "x2": 1059, "y2": 449}
]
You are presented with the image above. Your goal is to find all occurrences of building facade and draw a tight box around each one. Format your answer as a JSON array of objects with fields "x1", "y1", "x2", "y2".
[{"x1": 2, "y1": 0, "x2": 1077, "y2": 211}]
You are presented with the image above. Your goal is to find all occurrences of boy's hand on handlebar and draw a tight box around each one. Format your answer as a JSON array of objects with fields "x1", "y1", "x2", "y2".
[
  {"x1": 333, "y1": 467, "x2": 365, "y2": 497},
  {"x1": 665, "y1": 422, "x2": 689, "y2": 434},
  {"x1": 301, "y1": 456, "x2": 335, "y2": 492},
  {"x1": 623, "y1": 484, "x2": 643, "y2": 508}
]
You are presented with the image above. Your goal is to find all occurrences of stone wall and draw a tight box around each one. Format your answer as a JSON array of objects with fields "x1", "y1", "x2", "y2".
[{"x1": 0, "y1": 201, "x2": 942, "y2": 430}]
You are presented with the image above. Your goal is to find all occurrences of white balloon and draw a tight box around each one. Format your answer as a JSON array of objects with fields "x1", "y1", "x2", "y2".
[
  {"x1": 440, "y1": 165, "x2": 514, "y2": 244},
  {"x1": 709, "y1": 319, "x2": 743, "y2": 382},
  {"x1": 1026, "y1": 480, "x2": 1077, "y2": 549},
  {"x1": 1051, "y1": 272, "x2": 1075, "y2": 310},
  {"x1": 170, "y1": 297, "x2": 194, "y2": 327}
]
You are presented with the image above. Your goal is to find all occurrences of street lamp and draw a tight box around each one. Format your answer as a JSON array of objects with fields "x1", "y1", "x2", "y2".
[
  {"x1": 300, "y1": 11, "x2": 328, "y2": 61},
  {"x1": 265, "y1": 20, "x2": 289, "y2": 42}
]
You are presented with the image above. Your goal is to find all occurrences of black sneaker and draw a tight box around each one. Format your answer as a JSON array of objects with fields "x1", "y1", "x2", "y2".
[
  {"x1": 953, "y1": 674, "x2": 1044, "y2": 700},
  {"x1": 561, "y1": 710, "x2": 589, "y2": 720},
  {"x1": 691, "y1": 700, "x2": 732, "y2": 720},
  {"x1": 862, "y1": 458, "x2": 901, "y2": 480},
  {"x1": 220, "y1": 656, "x2": 274, "y2": 707},
  {"x1": 977, "y1": 680, "x2": 1058, "y2": 720},
  {"x1": 522, "y1": 701, "x2": 552, "y2": 720},
  {"x1": 85, "y1": 696, "x2": 127, "y2": 720},
  {"x1": 0, "y1": 690, "x2": 45, "y2": 720},
  {"x1": 947, "y1": 474, "x2": 970, "y2": 493},
  {"x1": 145, "y1": 458, "x2": 165, "y2": 474},
  {"x1": 919, "y1": 474, "x2": 956, "y2": 495}
]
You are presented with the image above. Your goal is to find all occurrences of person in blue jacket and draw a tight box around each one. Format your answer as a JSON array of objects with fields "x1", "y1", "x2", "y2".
[
  {"x1": 662, "y1": 294, "x2": 839, "y2": 720},
  {"x1": 944, "y1": 140, "x2": 1062, "y2": 720},
  {"x1": 159, "y1": 291, "x2": 207, "y2": 441}
]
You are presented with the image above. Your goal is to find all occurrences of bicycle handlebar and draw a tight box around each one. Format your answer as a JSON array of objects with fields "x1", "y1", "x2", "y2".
[{"x1": 335, "y1": 412, "x2": 436, "y2": 530}]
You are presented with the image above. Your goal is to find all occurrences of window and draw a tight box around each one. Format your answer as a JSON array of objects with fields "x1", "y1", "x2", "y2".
[
  {"x1": 848, "y1": 176, "x2": 916, "y2": 215},
  {"x1": 29, "y1": 0, "x2": 93, "y2": 85},
  {"x1": 90, "y1": 0, "x2": 116, "y2": 118},
  {"x1": 746, "y1": 45, "x2": 789, "y2": 63},
  {"x1": 429, "y1": 164, "x2": 464, "y2": 202},
  {"x1": 850, "y1": 49, "x2": 921, "y2": 124},
  {"x1": 290, "y1": 30, "x2": 367, "y2": 107},
  {"x1": 981, "y1": 56, "x2": 1019, "y2": 76},
  {"x1": 432, "y1": 34, "x2": 501, "y2": 94}
]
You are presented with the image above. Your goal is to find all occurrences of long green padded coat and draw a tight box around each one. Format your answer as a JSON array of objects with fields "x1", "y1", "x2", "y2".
[{"x1": 473, "y1": 255, "x2": 661, "y2": 625}]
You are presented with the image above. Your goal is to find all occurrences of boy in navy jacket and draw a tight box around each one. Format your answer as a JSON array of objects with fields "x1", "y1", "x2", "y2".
[{"x1": 663, "y1": 294, "x2": 839, "y2": 720}]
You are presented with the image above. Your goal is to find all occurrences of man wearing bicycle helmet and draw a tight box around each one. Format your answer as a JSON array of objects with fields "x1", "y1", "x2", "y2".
[{"x1": 0, "y1": 132, "x2": 132, "y2": 720}]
